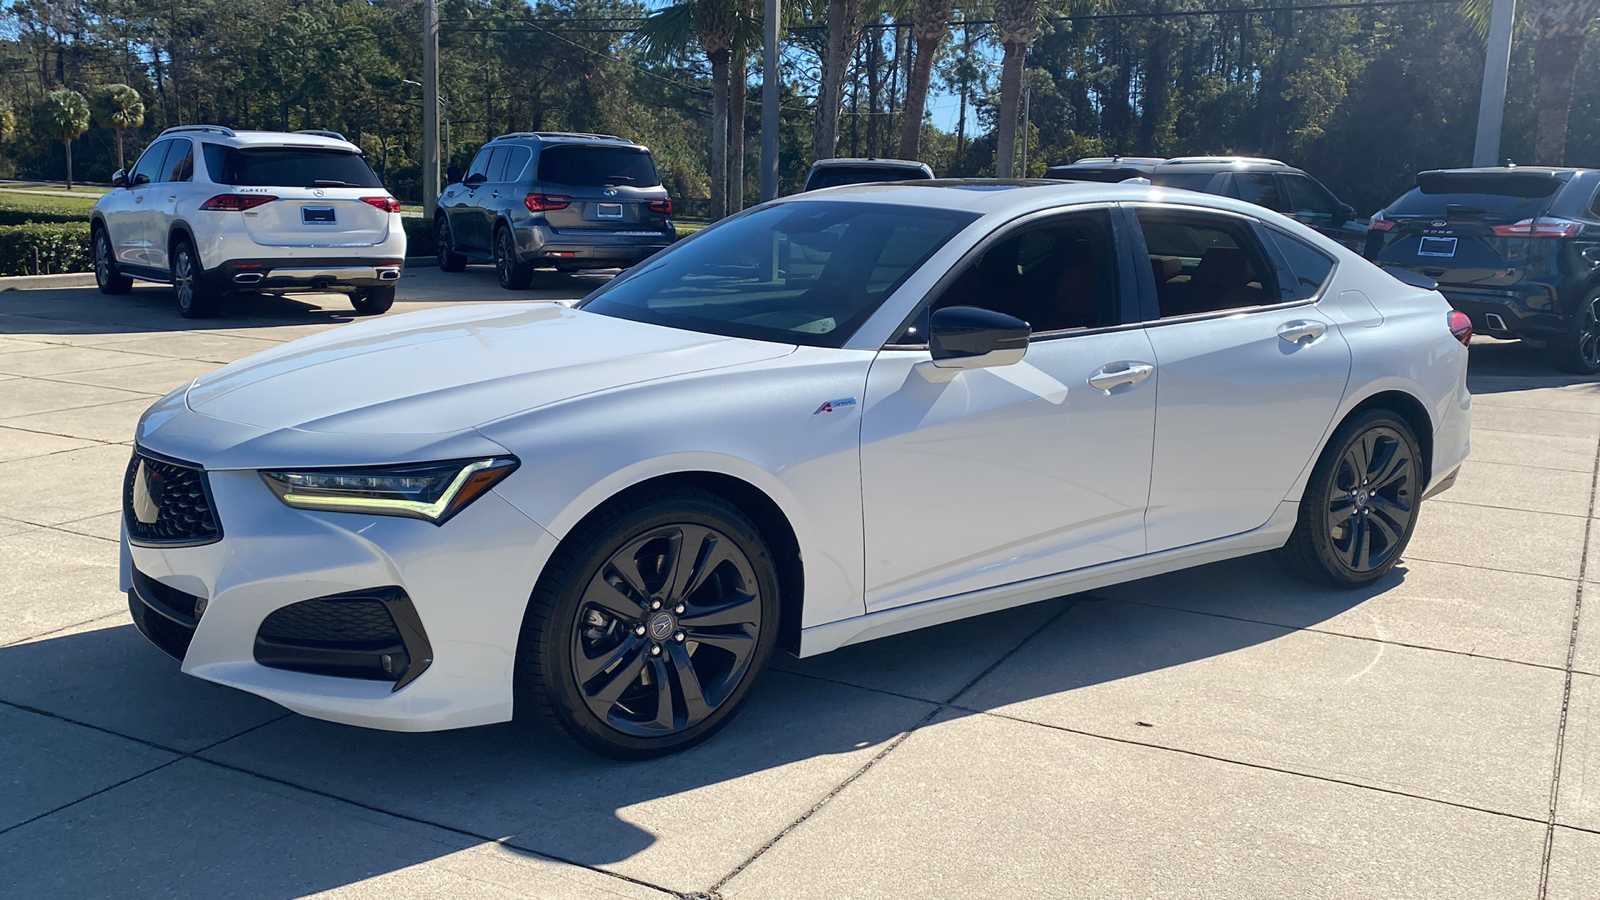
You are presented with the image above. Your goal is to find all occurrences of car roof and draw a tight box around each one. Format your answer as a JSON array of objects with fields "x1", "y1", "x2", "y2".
[
  {"x1": 1069, "y1": 156, "x2": 1167, "y2": 166},
  {"x1": 1153, "y1": 156, "x2": 1294, "y2": 173},
  {"x1": 808, "y1": 157, "x2": 931, "y2": 171},
  {"x1": 487, "y1": 132, "x2": 647, "y2": 149},
  {"x1": 780, "y1": 178, "x2": 1283, "y2": 221},
  {"x1": 159, "y1": 126, "x2": 362, "y2": 153}
]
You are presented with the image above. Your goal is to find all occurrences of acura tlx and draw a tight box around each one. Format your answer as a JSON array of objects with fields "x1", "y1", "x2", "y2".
[{"x1": 122, "y1": 180, "x2": 1471, "y2": 758}]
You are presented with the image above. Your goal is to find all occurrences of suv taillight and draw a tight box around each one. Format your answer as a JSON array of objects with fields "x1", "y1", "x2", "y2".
[
  {"x1": 1448, "y1": 310, "x2": 1473, "y2": 346},
  {"x1": 525, "y1": 193, "x2": 570, "y2": 212},
  {"x1": 361, "y1": 196, "x2": 402, "y2": 213},
  {"x1": 1368, "y1": 212, "x2": 1396, "y2": 233},
  {"x1": 1491, "y1": 217, "x2": 1583, "y2": 238},
  {"x1": 648, "y1": 198, "x2": 673, "y2": 215},
  {"x1": 200, "y1": 194, "x2": 278, "y2": 211}
]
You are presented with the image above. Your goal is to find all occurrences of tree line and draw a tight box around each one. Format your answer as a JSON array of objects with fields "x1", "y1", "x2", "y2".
[{"x1": 2, "y1": 0, "x2": 1597, "y2": 217}]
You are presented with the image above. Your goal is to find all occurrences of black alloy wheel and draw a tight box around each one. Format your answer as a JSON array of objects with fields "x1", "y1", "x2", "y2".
[
  {"x1": 495, "y1": 226, "x2": 534, "y2": 290},
  {"x1": 516, "y1": 487, "x2": 780, "y2": 758},
  {"x1": 94, "y1": 229, "x2": 132, "y2": 294},
  {"x1": 1556, "y1": 293, "x2": 1600, "y2": 375},
  {"x1": 1281, "y1": 409, "x2": 1421, "y2": 587},
  {"x1": 435, "y1": 216, "x2": 466, "y2": 272}
]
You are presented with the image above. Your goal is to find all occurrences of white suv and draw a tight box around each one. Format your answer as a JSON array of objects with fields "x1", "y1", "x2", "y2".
[{"x1": 90, "y1": 126, "x2": 407, "y2": 318}]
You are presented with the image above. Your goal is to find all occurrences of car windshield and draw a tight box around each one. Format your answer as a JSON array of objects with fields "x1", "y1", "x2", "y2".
[
  {"x1": 807, "y1": 166, "x2": 931, "y2": 190},
  {"x1": 538, "y1": 146, "x2": 660, "y2": 187},
  {"x1": 579, "y1": 201, "x2": 977, "y2": 348},
  {"x1": 202, "y1": 145, "x2": 383, "y2": 188}
]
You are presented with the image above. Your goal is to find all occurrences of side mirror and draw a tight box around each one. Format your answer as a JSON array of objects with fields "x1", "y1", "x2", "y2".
[
  {"x1": 446, "y1": 165, "x2": 462, "y2": 185},
  {"x1": 463, "y1": 171, "x2": 486, "y2": 187},
  {"x1": 111, "y1": 169, "x2": 128, "y2": 188},
  {"x1": 1337, "y1": 202, "x2": 1355, "y2": 224},
  {"x1": 132, "y1": 173, "x2": 151, "y2": 186},
  {"x1": 918, "y1": 306, "x2": 1030, "y2": 383}
]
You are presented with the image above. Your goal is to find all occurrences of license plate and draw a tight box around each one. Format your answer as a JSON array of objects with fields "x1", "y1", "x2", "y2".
[
  {"x1": 596, "y1": 203, "x2": 624, "y2": 220},
  {"x1": 1417, "y1": 236, "x2": 1457, "y2": 258},
  {"x1": 302, "y1": 206, "x2": 337, "y2": 225}
]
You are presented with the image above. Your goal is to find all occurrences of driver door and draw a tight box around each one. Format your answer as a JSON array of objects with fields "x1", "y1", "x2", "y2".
[
  {"x1": 443, "y1": 147, "x2": 494, "y2": 252},
  {"x1": 859, "y1": 208, "x2": 1159, "y2": 611}
]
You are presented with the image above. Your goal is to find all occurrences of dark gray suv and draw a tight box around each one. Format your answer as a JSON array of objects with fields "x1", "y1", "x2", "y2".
[{"x1": 434, "y1": 133, "x2": 675, "y2": 289}]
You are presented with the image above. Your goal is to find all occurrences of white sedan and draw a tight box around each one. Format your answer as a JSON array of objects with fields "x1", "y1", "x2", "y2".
[{"x1": 122, "y1": 181, "x2": 1471, "y2": 757}]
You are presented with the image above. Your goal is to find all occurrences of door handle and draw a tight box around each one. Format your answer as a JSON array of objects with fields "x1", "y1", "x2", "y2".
[
  {"x1": 1277, "y1": 320, "x2": 1327, "y2": 344},
  {"x1": 491, "y1": 190, "x2": 500, "y2": 199},
  {"x1": 134, "y1": 195, "x2": 145, "y2": 204},
  {"x1": 1088, "y1": 362, "x2": 1154, "y2": 392},
  {"x1": 166, "y1": 195, "x2": 177, "y2": 202}
]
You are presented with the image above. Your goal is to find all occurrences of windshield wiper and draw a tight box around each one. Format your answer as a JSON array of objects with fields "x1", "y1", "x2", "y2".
[{"x1": 312, "y1": 179, "x2": 355, "y2": 188}]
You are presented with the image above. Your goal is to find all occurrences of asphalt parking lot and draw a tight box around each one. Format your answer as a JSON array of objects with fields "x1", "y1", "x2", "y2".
[{"x1": 2, "y1": 267, "x2": 1598, "y2": 899}]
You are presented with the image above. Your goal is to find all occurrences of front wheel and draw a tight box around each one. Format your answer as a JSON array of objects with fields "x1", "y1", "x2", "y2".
[
  {"x1": 494, "y1": 226, "x2": 535, "y2": 290},
  {"x1": 435, "y1": 216, "x2": 467, "y2": 272},
  {"x1": 1279, "y1": 409, "x2": 1422, "y2": 588},
  {"x1": 515, "y1": 487, "x2": 781, "y2": 758},
  {"x1": 350, "y1": 285, "x2": 395, "y2": 315},
  {"x1": 172, "y1": 240, "x2": 220, "y2": 319},
  {"x1": 94, "y1": 229, "x2": 133, "y2": 295},
  {"x1": 1554, "y1": 293, "x2": 1600, "y2": 375}
]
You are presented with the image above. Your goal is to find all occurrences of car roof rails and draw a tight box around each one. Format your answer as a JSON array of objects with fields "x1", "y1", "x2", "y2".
[
  {"x1": 294, "y1": 129, "x2": 349, "y2": 142},
  {"x1": 494, "y1": 131, "x2": 630, "y2": 144},
  {"x1": 158, "y1": 125, "x2": 237, "y2": 139},
  {"x1": 1163, "y1": 156, "x2": 1288, "y2": 167}
]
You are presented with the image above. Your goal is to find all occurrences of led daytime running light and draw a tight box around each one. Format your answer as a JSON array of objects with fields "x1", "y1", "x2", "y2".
[{"x1": 261, "y1": 457, "x2": 518, "y2": 524}]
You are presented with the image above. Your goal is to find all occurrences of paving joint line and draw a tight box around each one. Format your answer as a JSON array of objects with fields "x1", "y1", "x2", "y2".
[
  {"x1": 1432, "y1": 496, "x2": 1590, "y2": 519},
  {"x1": 1402, "y1": 553, "x2": 1578, "y2": 582},
  {"x1": 1, "y1": 515, "x2": 121, "y2": 544},
  {"x1": 0, "y1": 611, "x2": 125, "y2": 648}
]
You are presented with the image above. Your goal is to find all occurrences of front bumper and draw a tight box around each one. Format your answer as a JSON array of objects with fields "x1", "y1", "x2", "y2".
[
  {"x1": 121, "y1": 463, "x2": 560, "y2": 732},
  {"x1": 206, "y1": 256, "x2": 406, "y2": 292}
]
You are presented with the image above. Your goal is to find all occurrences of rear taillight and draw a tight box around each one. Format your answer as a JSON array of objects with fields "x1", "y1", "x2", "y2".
[
  {"x1": 200, "y1": 194, "x2": 278, "y2": 211},
  {"x1": 361, "y1": 196, "x2": 402, "y2": 213},
  {"x1": 525, "y1": 193, "x2": 570, "y2": 212},
  {"x1": 1448, "y1": 310, "x2": 1473, "y2": 346},
  {"x1": 1491, "y1": 217, "x2": 1583, "y2": 238},
  {"x1": 1368, "y1": 213, "x2": 1396, "y2": 233},
  {"x1": 648, "y1": 198, "x2": 673, "y2": 215}
]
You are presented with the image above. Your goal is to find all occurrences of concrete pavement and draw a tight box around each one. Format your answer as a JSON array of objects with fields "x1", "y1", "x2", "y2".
[{"x1": 0, "y1": 273, "x2": 1596, "y2": 898}]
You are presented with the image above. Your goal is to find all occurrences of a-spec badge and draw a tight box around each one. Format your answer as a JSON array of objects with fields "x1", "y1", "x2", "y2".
[
  {"x1": 132, "y1": 461, "x2": 162, "y2": 524},
  {"x1": 813, "y1": 398, "x2": 858, "y2": 415}
]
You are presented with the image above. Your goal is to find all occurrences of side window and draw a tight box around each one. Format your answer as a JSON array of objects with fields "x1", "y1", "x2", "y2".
[
  {"x1": 1282, "y1": 175, "x2": 1337, "y2": 218},
  {"x1": 161, "y1": 139, "x2": 194, "y2": 183},
  {"x1": 201, "y1": 143, "x2": 229, "y2": 182},
  {"x1": 1137, "y1": 211, "x2": 1279, "y2": 317},
  {"x1": 130, "y1": 140, "x2": 171, "y2": 186},
  {"x1": 1232, "y1": 173, "x2": 1286, "y2": 212},
  {"x1": 502, "y1": 146, "x2": 532, "y2": 182},
  {"x1": 465, "y1": 147, "x2": 494, "y2": 182},
  {"x1": 923, "y1": 210, "x2": 1121, "y2": 336},
  {"x1": 486, "y1": 147, "x2": 510, "y2": 182},
  {"x1": 1590, "y1": 185, "x2": 1600, "y2": 218},
  {"x1": 1267, "y1": 229, "x2": 1336, "y2": 302}
]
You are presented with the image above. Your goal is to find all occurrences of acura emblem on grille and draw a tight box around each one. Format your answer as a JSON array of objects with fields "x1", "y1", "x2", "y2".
[{"x1": 132, "y1": 461, "x2": 162, "y2": 524}]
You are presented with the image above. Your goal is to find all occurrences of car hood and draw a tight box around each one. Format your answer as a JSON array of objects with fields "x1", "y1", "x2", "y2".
[{"x1": 183, "y1": 304, "x2": 794, "y2": 436}]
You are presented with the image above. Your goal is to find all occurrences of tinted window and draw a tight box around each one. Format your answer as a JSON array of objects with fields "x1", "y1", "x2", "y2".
[
  {"x1": 1232, "y1": 174, "x2": 1286, "y2": 211},
  {"x1": 131, "y1": 140, "x2": 172, "y2": 186},
  {"x1": 926, "y1": 211, "x2": 1121, "y2": 335},
  {"x1": 539, "y1": 146, "x2": 660, "y2": 187},
  {"x1": 1388, "y1": 183, "x2": 1559, "y2": 219},
  {"x1": 1267, "y1": 230, "x2": 1335, "y2": 301},
  {"x1": 1138, "y1": 211, "x2": 1278, "y2": 317},
  {"x1": 580, "y1": 201, "x2": 975, "y2": 348},
  {"x1": 207, "y1": 147, "x2": 382, "y2": 188},
  {"x1": 485, "y1": 147, "x2": 509, "y2": 181},
  {"x1": 160, "y1": 140, "x2": 193, "y2": 183},
  {"x1": 806, "y1": 165, "x2": 931, "y2": 191},
  {"x1": 1282, "y1": 175, "x2": 1337, "y2": 217},
  {"x1": 502, "y1": 146, "x2": 532, "y2": 182},
  {"x1": 1148, "y1": 171, "x2": 1215, "y2": 192},
  {"x1": 466, "y1": 147, "x2": 494, "y2": 181}
]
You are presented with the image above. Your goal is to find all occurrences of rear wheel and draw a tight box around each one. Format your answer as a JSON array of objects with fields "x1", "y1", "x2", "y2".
[
  {"x1": 350, "y1": 285, "x2": 395, "y2": 315},
  {"x1": 515, "y1": 487, "x2": 780, "y2": 759},
  {"x1": 495, "y1": 226, "x2": 535, "y2": 290},
  {"x1": 435, "y1": 216, "x2": 466, "y2": 272},
  {"x1": 1554, "y1": 292, "x2": 1600, "y2": 375},
  {"x1": 172, "y1": 239, "x2": 220, "y2": 319},
  {"x1": 1280, "y1": 409, "x2": 1421, "y2": 588},
  {"x1": 93, "y1": 228, "x2": 132, "y2": 295}
]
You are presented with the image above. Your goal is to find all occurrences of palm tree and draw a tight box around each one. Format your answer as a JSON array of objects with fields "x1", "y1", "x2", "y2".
[
  {"x1": 1463, "y1": 0, "x2": 1599, "y2": 164},
  {"x1": 814, "y1": 0, "x2": 865, "y2": 160},
  {"x1": 992, "y1": 0, "x2": 1039, "y2": 177},
  {"x1": 92, "y1": 83, "x2": 145, "y2": 174},
  {"x1": 38, "y1": 89, "x2": 90, "y2": 189},
  {"x1": 898, "y1": 0, "x2": 953, "y2": 160}
]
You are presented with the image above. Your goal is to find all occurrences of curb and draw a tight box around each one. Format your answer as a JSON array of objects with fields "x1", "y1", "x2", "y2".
[{"x1": 0, "y1": 272, "x2": 97, "y2": 291}]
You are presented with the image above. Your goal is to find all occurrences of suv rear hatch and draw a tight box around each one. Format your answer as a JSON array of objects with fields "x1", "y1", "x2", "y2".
[
  {"x1": 535, "y1": 145, "x2": 671, "y2": 235},
  {"x1": 1371, "y1": 170, "x2": 1568, "y2": 288},
  {"x1": 203, "y1": 144, "x2": 395, "y2": 248}
]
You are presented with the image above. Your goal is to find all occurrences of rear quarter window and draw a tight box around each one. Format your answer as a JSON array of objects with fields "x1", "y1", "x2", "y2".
[
  {"x1": 1267, "y1": 229, "x2": 1336, "y2": 302},
  {"x1": 538, "y1": 146, "x2": 660, "y2": 187}
]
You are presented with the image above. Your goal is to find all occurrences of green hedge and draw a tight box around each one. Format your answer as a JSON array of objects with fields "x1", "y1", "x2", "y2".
[
  {"x1": 402, "y1": 217, "x2": 435, "y2": 257},
  {"x1": 0, "y1": 206, "x2": 84, "y2": 227},
  {"x1": 0, "y1": 223, "x2": 91, "y2": 276}
]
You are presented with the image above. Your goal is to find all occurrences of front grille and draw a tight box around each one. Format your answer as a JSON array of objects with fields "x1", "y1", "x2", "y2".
[
  {"x1": 123, "y1": 450, "x2": 222, "y2": 547},
  {"x1": 253, "y1": 587, "x2": 433, "y2": 690},
  {"x1": 128, "y1": 568, "x2": 204, "y2": 661}
]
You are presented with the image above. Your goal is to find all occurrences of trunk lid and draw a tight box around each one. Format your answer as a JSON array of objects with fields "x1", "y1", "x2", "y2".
[
  {"x1": 535, "y1": 144, "x2": 671, "y2": 235},
  {"x1": 240, "y1": 188, "x2": 393, "y2": 248}
]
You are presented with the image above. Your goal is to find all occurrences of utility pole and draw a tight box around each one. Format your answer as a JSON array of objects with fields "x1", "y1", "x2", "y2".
[
  {"x1": 422, "y1": 0, "x2": 440, "y2": 219},
  {"x1": 1020, "y1": 82, "x2": 1031, "y2": 177},
  {"x1": 760, "y1": 0, "x2": 780, "y2": 201},
  {"x1": 1473, "y1": 0, "x2": 1515, "y2": 167}
]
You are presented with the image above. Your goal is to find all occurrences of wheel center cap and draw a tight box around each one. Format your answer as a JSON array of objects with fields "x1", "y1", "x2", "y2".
[
  {"x1": 1355, "y1": 488, "x2": 1371, "y2": 508},
  {"x1": 648, "y1": 612, "x2": 676, "y2": 642}
]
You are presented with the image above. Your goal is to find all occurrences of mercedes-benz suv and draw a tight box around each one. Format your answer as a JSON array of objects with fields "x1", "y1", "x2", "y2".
[
  {"x1": 433, "y1": 132, "x2": 675, "y2": 289},
  {"x1": 90, "y1": 126, "x2": 406, "y2": 318}
]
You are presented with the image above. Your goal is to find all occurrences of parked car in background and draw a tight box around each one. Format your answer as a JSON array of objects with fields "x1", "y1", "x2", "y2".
[
  {"x1": 90, "y1": 126, "x2": 406, "y2": 318},
  {"x1": 802, "y1": 158, "x2": 934, "y2": 191},
  {"x1": 123, "y1": 180, "x2": 1469, "y2": 760},
  {"x1": 1142, "y1": 157, "x2": 1368, "y2": 252},
  {"x1": 1367, "y1": 166, "x2": 1600, "y2": 373},
  {"x1": 434, "y1": 132, "x2": 676, "y2": 289},
  {"x1": 1045, "y1": 156, "x2": 1166, "y2": 182}
]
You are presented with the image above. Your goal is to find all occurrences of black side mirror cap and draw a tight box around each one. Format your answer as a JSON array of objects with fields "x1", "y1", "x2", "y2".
[
  {"x1": 111, "y1": 169, "x2": 128, "y2": 188},
  {"x1": 463, "y1": 172, "x2": 486, "y2": 186}
]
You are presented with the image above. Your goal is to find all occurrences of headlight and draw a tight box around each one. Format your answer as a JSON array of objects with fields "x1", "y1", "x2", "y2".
[{"x1": 260, "y1": 457, "x2": 519, "y2": 525}]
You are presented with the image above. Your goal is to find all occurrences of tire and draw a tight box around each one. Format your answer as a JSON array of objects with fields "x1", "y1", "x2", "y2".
[
  {"x1": 494, "y1": 225, "x2": 535, "y2": 290},
  {"x1": 1554, "y1": 292, "x2": 1600, "y2": 375},
  {"x1": 171, "y1": 239, "x2": 220, "y2": 319},
  {"x1": 435, "y1": 216, "x2": 467, "y2": 272},
  {"x1": 1279, "y1": 408, "x2": 1423, "y2": 588},
  {"x1": 93, "y1": 228, "x2": 133, "y2": 295},
  {"x1": 350, "y1": 285, "x2": 396, "y2": 315},
  {"x1": 515, "y1": 486, "x2": 781, "y2": 759}
]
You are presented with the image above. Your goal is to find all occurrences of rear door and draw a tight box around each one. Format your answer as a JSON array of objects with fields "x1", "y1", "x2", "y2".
[
  {"x1": 1230, "y1": 172, "x2": 1289, "y2": 214},
  {"x1": 1371, "y1": 171, "x2": 1567, "y2": 290},
  {"x1": 535, "y1": 144, "x2": 670, "y2": 236},
  {"x1": 1280, "y1": 173, "x2": 1351, "y2": 241},
  {"x1": 211, "y1": 146, "x2": 393, "y2": 250}
]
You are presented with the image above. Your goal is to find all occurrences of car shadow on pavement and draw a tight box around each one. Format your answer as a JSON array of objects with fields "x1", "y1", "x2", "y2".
[{"x1": 0, "y1": 552, "x2": 1384, "y2": 897}]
